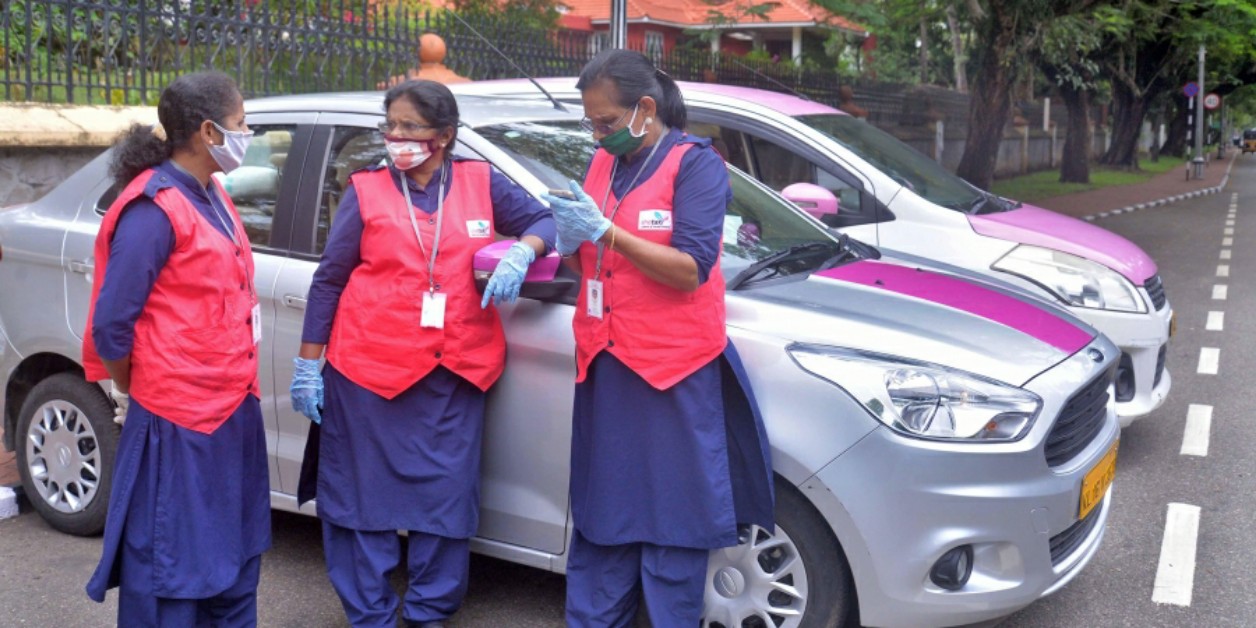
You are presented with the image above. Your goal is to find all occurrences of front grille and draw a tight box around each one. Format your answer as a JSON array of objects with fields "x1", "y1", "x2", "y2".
[
  {"x1": 1154, "y1": 344, "x2": 1167, "y2": 388},
  {"x1": 1044, "y1": 368, "x2": 1113, "y2": 467},
  {"x1": 1050, "y1": 500, "x2": 1104, "y2": 566},
  {"x1": 1144, "y1": 274, "x2": 1167, "y2": 310}
]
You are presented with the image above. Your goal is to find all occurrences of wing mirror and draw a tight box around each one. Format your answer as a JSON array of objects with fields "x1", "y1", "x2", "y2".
[
  {"x1": 782, "y1": 183, "x2": 839, "y2": 222},
  {"x1": 473, "y1": 240, "x2": 575, "y2": 300}
]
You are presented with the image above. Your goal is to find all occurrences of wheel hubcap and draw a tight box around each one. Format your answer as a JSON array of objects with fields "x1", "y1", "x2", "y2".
[
  {"x1": 25, "y1": 400, "x2": 101, "y2": 514},
  {"x1": 703, "y1": 524, "x2": 809, "y2": 628}
]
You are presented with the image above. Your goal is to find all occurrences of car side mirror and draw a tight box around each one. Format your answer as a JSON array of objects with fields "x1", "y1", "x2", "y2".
[
  {"x1": 782, "y1": 183, "x2": 839, "y2": 222},
  {"x1": 473, "y1": 240, "x2": 575, "y2": 300}
]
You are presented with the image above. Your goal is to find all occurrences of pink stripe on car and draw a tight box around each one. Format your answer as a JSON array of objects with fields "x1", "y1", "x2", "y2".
[{"x1": 816, "y1": 261, "x2": 1093, "y2": 354}]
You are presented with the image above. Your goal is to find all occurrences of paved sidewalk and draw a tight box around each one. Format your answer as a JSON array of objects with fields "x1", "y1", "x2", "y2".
[{"x1": 1032, "y1": 151, "x2": 1238, "y2": 221}]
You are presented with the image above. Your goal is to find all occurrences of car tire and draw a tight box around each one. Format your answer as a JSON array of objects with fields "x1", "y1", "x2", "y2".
[
  {"x1": 703, "y1": 479, "x2": 856, "y2": 628},
  {"x1": 15, "y1": 373, "x2": 119, "y2": 536}
]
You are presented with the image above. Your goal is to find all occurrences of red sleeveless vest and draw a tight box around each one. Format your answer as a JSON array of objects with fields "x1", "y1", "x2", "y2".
[
  {"x1": 573, "y1": 143, "x2": 727, "y2": 390},
  {"x1": 82, "y1": 169, "x2": 260, "y2": 434},
  {"x1": 326, "y1": 162, "x2": 506, "y2": 398}
]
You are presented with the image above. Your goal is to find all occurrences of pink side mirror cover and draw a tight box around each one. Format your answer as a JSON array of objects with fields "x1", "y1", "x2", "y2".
[
  {"x1": 473, "y1": 240, "x2": 560, "y2": 282},
  {"x1": 781, "y1": 183, "x2": 839, "y2": 220}
]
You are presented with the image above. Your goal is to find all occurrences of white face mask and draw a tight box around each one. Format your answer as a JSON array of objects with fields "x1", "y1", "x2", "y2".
[
  {"x1": 208, "y1": 121, "x2": 254, "y2": 174},
  {"x1": 386, "y1": 137, "x2": 434, "y2": 171}
]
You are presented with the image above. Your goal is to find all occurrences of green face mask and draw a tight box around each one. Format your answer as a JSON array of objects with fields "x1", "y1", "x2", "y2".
[{"x1": 599, "y1": 105, "x2": 645, "y2": 156}]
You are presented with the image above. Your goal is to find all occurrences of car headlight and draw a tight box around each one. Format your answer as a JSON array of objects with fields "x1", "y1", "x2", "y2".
[
  {"x1": 789, "y1": 345, "x2": 1042, "y2": 441},
  {"x1": 992, "y1": 245, "x2": 1146, "y2": 313}
]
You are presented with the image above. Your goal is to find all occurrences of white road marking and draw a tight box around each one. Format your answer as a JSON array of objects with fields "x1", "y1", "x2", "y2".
[
  {"x1": 1197, "y1": 347, "x2": 1220, "y2": 375},
  {"x1": 1226, "y1": 219, "x2": 1235, "y2": 226},
  {"x1": 1224, "y1": 237, "x2": 1234, "y2": 246},
  {"x1": 1180, "y1": 405, "x2": 1213, "y2": 457},
  {"x1": 1217, "y1": 265, "x2": 1230, "y2": 277},
  {"x1": 1220, "y1": 249, "x2": 1232, "y2": 259},
  {"x1": 1225, "y1": 227, "x2": 1234, "y2": 235},
  {"x1": 1206, "y1": 311, "x2": 1225, "y2": 330},
  {"x1": 1213, "y1": 285, "x2": 1228, "y2": 300},
  {"x1": 1152, "y1": 503, "x2": 1201, "y2": 606}
]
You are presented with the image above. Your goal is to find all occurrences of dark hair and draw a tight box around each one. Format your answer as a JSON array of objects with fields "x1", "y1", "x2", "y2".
[
  {"x1": 383, "y1": 79, "x2": 460, "y2": 147},
  {"x1": 109, "y1": 71, "x2": 242, "y2": 186},
  {"x1": 576, "y1": 49, "x2": 686, "y2": 129}
]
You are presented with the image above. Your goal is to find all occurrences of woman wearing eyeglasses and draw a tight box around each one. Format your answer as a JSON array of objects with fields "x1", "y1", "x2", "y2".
[
  {"x1": 287, "y1": 80, "x2": 554, "y2": 628},
  {"x1": 81, "y1": 71, "x2": 271, "y2": 625},
  {"x1": 542, "y1": 50, "x2": 775, "y2": 626}
]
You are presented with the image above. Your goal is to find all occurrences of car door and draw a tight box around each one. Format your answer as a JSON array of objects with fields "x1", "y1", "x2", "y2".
[
  {"x1": 274, "y1": 114, "x2": 574, "y2": 557},
  {"x1": 685, "y1": 112, "x2": 887, "y2": 244}
]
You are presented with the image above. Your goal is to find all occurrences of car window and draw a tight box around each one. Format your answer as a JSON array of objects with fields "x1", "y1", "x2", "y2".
[
  {"x1": 219, "y1": 124, "x2": 295, "y2": 248},
  {"x1": 685, "y1": 122, "x2": 751, "y2": 173},
  {"x1": 316, "y1": 126, "x2": 389, "y2": 254},
  {"x1": 472, "y1": 120, "x2": 591, "y2": 189},
  {"x1": 745, "y1": 133, "x2": 866, "y2": 219}
]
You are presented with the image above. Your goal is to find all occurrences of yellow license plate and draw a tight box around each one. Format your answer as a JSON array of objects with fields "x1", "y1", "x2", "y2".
[
  {"x1": 1170, "y1": 312, "x2": 1177, "y2": 338},
  {"x1": 1079, "y1": 441, "x2": 1118, "y2": 520}
]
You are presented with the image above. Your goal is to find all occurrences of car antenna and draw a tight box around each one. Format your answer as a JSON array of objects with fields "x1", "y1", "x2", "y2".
[
  {"x1": 727, "y1": 57, "x2": 812, "y2": 102},
  {"x1": 442, "y1": 12, "x2": 569, "y2": 113}
]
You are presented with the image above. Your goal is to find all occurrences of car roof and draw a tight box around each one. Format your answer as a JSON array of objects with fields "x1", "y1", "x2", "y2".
[
  {"x1": 452, "y1": 78, "x2": 847, "y2": 118},
  {"x1": 245, "y1": 91, "x2": 583, "y2": 126}
]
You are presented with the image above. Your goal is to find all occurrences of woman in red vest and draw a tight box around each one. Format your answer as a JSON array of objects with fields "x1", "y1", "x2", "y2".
[
  {"x1": 82, "y1": 71, "x2": 271, "y2": 626},
  {"x1": 542, "y1": 50, "x2": 775, "y2": 626},
  {"x1": 288, "y1": 80, "x2": 555, "y2": 628}
]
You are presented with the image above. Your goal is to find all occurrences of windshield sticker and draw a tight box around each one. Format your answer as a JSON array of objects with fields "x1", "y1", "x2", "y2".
[{"x1": 722, "y1": 215, "x2": 743, "y2": 246}]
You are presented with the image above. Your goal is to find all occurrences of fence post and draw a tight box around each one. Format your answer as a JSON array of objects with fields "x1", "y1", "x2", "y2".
[
  {"x1": 1050, "y1": 123, "x2": 1057, "y2": 169},
  {"x1": 1020, "y1": 126, "x2": 1030, "y2": 174},
  {"x1": 934, "y1": 119, "x2": 944, "y2": 164}
]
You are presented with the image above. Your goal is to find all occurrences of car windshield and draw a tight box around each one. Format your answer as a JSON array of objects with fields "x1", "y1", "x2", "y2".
[
  {"x1": 475, "y1": 120, "x2": 850, "y2": 282},
  {"x1": 796, "y1": 114, "x2": 1009, "y2": 214}
]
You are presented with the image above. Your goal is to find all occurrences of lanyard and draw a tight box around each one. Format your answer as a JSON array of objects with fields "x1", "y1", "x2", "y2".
[
  {"x1": 207, "y1": 186, "x2": 256, "y2": 299},
  {"x1": 401, "y1": 165, "x2": 448, "y2": 293},
  {"x1": 594, "y1": 137, "x2": 665, "y2": 278}
]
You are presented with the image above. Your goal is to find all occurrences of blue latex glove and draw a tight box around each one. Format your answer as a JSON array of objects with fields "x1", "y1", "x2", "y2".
[
  {"x1": 290, "y1": 357, "x2": 324, "y2": 424},
  {"x1": 541, "y1": 180, "x2": 611, "y2": 256},
  {"x1": 481, "y1": 241, "x2": 536, "y2": 308}
]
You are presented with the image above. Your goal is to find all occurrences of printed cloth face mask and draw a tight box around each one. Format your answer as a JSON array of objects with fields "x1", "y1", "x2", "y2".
[
  {"x1": 208, "y1": 121, "x2": 254, "y2": 174},
  {"x1": 386, "y1": 136, "x2": 435, "y2": 171}
]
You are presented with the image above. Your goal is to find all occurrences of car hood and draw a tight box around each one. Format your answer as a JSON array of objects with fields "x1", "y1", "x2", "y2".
[
  {"x1": 726, "y1": 258, "x2": 1096, "y2": 386},
  {"x1": 968, "y1": 204, "x2": 1157, "y2": 284}
]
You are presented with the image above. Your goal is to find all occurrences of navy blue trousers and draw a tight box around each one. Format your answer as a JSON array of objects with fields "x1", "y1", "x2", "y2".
[
  {"x1": 322, "y1": 521, "x2": 471, "y2": 627},
  {"x1": 565, "y1": 529, "x2": 708, "y2": 628},
  {"x1": 117, "y1": 554, "x2": 261, "y2": 627}
]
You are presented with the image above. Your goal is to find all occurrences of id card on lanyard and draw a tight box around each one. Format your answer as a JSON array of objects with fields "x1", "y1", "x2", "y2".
[
  {"x1": 402, "y1": 168, "x2": 447, "y2": 329},
  {"x1": 210, "y1": 187, "x2": 263, "y2": 345}
]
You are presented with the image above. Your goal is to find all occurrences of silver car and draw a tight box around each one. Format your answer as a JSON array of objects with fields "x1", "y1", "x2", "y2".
[{"x1": 0, "y1": 93, "x2": 1119, "y2": 627}]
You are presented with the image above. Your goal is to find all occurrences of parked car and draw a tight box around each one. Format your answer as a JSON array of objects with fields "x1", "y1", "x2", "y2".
[
  {"x1": 0, "y1": 93, "x2": 1121, "y2": 627},
  {"x1": 454, "y1": 79, "x2": 1173, "y2": 427}
]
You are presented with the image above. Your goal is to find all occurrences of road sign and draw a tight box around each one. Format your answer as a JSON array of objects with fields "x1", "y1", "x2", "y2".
[
  {"x1": 1204, "y1": 93, "x2": 1221, "y2": 110},
  {"x1": 1184, "y1": 82, "x2": 1200, "y2": 98}
]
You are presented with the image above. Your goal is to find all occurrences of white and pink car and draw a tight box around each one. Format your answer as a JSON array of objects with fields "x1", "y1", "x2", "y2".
[{"x1": 456, "y1": 80, "x2": 1173, "y2": 425}]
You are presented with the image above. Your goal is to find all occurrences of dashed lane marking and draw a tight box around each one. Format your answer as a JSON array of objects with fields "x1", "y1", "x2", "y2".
[
  {"x1": 1180, "y1": 404, "x2": 1213, "y2": 457},
  {"x1": 1207, "y1": 311, "x2": 1225, "y2": 330},
  {"x1": 1197, "y1": 347, "x2": 1220, "y2": 375},
  {"x1": 1223, "y1": 237, "x2": 1234, "y2": 246},
  {"x1": 1225, "y1": 227, "x2": 1234, "y2": 235},
  {"x1": 1152, "y1": 503, "x2": 1201, "y2": 607},
  {"x1": 1213, "y1": 285, "x2": 1228, "y2": 300},
  {"x1": 1221, "y1": 249, "x2": 1232, "y2": 260},
  {"x1": 1217, "y1": 265, "x2": 1230, "y2": 277}
]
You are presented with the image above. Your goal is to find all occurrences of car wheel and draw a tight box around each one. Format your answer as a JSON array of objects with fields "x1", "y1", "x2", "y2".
[
  {"x1": 703, "y1": 481, "x2": 855, "y2": 628},
  {"x1": 15, "y1": 373, "x2": 118, "y2": 536}
]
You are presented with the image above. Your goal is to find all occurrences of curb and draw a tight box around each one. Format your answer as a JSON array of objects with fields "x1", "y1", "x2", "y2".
[
  {"x1": 0, "y1": 486, "x2": 19, "y2": 520},
  {"x1": 1081, "y1": 156, "x2": 1238, "y2": 222}
]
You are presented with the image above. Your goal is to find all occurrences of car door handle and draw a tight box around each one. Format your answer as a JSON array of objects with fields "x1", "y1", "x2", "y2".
[
  {"x1": 282, "y1": 295, "x2": 307, "y2": 310},
  {"x1": 67, "y1": 259, "x2": 94, "y2": 275}
]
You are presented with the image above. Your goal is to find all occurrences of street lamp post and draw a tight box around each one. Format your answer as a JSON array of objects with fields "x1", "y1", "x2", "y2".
[
  {"x1": 610, "y1": 0, "x2": 627, "y2": 49},
  {"x1": 1193, "y1": 45, "x2": 1206, "y2": 180}
]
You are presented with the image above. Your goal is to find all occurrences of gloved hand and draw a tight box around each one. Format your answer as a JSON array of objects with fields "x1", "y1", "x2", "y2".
[
  {"x1": 541, "y1": 180, "x2": 610, "y2": 256},
  {"x1": 481, "y1": 241, "x2": 536, "y2": 308},
  {"x1": 110, "y1": 382, "x2": 129, "y2": 426},
  {"x1": 290, "y1": 357, "x2": 324, "y2": 424}
]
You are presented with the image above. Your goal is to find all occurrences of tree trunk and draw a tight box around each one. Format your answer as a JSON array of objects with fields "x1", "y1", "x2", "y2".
[
  {"x1": 919, "y1": 21, "x2": 930, "y2": 83},
  {"x1": 1058, "y1": 83, "x2": 1092, "y2": 183},
  {"x1": 945, "y1": 4, "x2": 967, "y2": 93},
  {"x1": 955, "y1": 15, "x2": 1017, "y2": 190},
  {"x1": 1160, "y1": 96, "x2": 1189, "y2": 157},
  {"x1": 1098, "y1": 79, "x2": 1148, "y2": 169}
]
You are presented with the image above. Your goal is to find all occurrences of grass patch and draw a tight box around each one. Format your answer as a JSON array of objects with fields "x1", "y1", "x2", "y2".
[{"x1": 991, "y1": 156, "x2": 1187, "y2": 202}]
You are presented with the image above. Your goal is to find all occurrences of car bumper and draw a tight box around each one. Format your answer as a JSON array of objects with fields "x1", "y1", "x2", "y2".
[
  {"x1": 1071, "y1": 299, "x2": 1173, "y2": 424},
  {"x1": 806, "y1": 341, "x2": 1121, "y2": 628}
]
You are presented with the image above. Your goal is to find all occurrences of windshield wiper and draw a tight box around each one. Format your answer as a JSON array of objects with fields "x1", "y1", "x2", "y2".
[{"x1": 728, "y1": 241, "x2": 844, "y2": 290}]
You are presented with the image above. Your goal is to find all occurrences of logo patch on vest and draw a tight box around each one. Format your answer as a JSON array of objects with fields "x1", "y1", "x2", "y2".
[
  {"x1": 638, "y1": 210, "x2": 673, "y2": 231},
  {"x1": 466, "y1": 220, "x2": 492, "y2": 238}
]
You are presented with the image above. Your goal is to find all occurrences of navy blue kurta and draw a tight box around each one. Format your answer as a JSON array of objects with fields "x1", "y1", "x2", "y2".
[
  {"x1": 298, "y1": 160, "x2": 556, "y2": 536},
  {"x1": 86, "y1": 161, "x2": 271, "y2": 602},
  {"x1": 570, "y1": 130, "x2": 774, "y2": 549}
]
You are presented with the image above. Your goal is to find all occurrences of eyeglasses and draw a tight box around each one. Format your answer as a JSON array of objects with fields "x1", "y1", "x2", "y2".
[
  {"x1": 579, "y1": 107, "x2": 634, "y2": 135},
  {"x1": 377, "y1": 120, "x2": 436, "y2": 135}
]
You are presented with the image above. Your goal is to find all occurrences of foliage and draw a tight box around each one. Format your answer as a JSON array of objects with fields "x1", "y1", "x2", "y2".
[
  {"x1": 445, "y1": 0, "x2": 560, "y2": 30},
  {"x1": 989, "y1": 156, "x2": 1185, "y2": 202}
]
